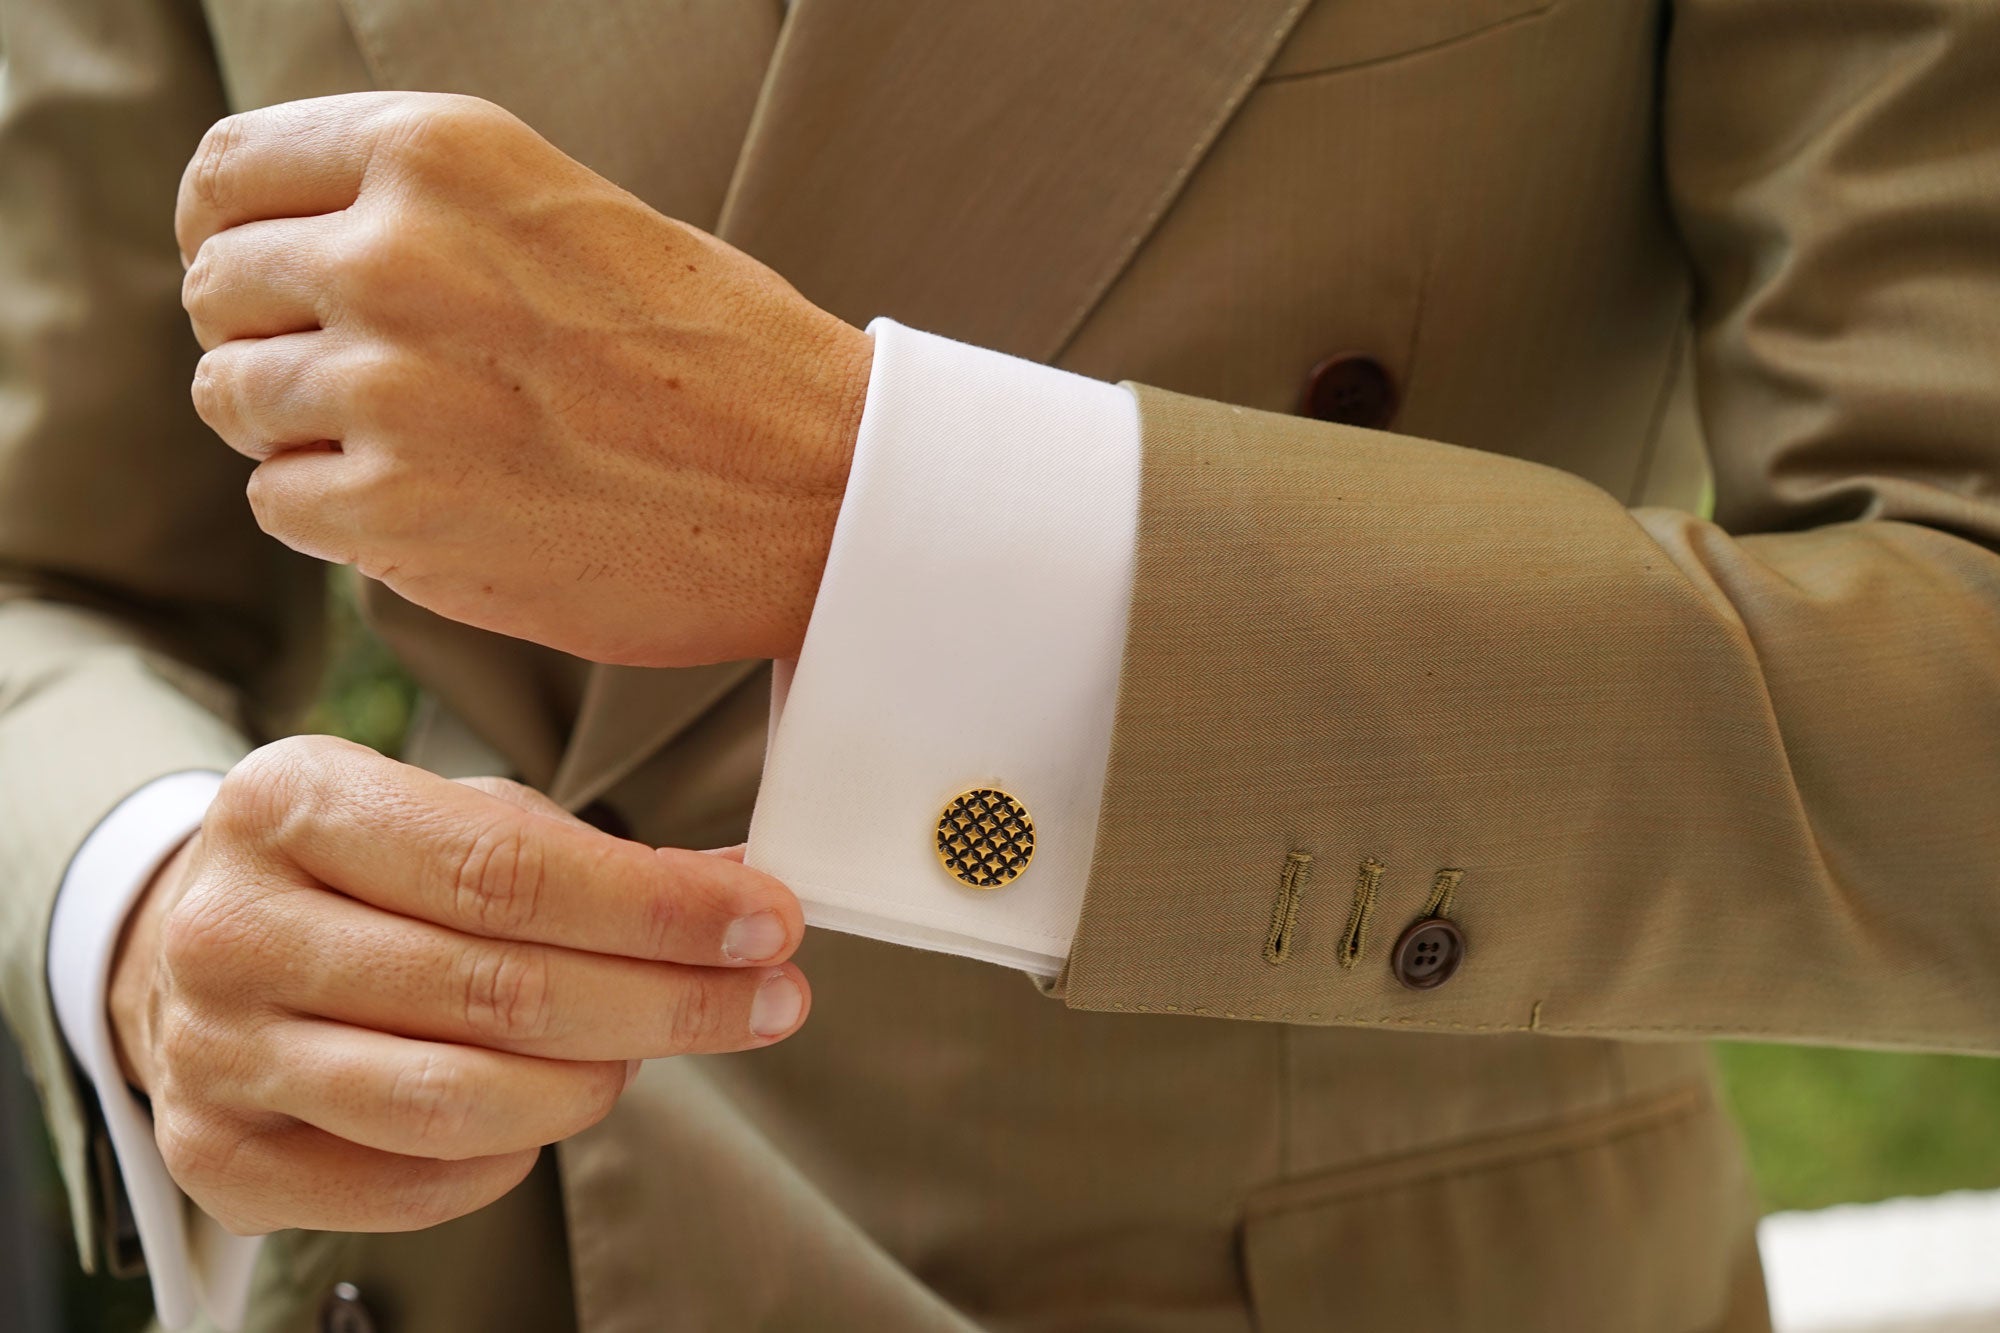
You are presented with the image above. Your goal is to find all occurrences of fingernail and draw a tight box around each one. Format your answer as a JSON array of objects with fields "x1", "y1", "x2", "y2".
[
  {"x1": 749, "y1": 973, "x2": 803, "y2": 1038},
  {"x1": 722, "y1": 911, "x2": 787, "y2": 963},
  {"x1": 623, "y1": 1060, "x2": 641, "y2": 1091}
]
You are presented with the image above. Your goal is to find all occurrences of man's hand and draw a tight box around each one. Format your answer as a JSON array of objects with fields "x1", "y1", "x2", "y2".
[
  {"x1": 107, "y1": 735, "x2": 809, "y2": 1236},
  {"x1": 175, "y1": 92, "x2": 873, "y2": 668}
]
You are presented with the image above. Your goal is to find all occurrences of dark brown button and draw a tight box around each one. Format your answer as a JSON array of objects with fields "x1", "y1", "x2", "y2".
[
  {"x1": 1301, "y1": 353, "x2": 1398, "y2": 430},
  {"x1": 577, "y1": 798, "x2": 632, "y2": 841},
  {"x1": 1391, "y1": 916, "x2": 1465, "y2": 990},
  {"x1": 319, "y1": 1282, "x2": 378, "y2": 1333}
]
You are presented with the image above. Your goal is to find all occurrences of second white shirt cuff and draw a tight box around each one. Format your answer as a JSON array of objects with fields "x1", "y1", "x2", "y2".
[{"x1": 47, "y1": 769, "x2": 263, "y2": 1331}]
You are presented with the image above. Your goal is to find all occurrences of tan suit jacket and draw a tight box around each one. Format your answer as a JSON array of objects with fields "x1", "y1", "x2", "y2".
[{"x1": 6, "y1": 0, "x2": 1997, "y2": 1328}]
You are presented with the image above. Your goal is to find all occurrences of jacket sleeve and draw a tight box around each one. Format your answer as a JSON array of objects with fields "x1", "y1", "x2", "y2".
[
  {"x1": 1060, "y1": 0, "x2": 2000, "y2": 1052},
  {"x1": 0, "y1": 0, "x2": 323, "y2": 1269}
]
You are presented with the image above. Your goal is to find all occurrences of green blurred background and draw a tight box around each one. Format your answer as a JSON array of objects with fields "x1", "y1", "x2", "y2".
[{"x1": 20, "y1": 573, "x2": 2000, "y2": 1327}]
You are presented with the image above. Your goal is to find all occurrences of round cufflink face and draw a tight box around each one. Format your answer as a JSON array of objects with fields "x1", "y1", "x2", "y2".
[{"x1": 936, "y1": 788, "x2": 1035, "y2": 889}]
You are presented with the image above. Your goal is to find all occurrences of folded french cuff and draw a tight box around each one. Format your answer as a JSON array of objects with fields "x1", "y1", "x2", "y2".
[{"x1": 748, "y1": 319, "x2": 1141, "y2": 976}]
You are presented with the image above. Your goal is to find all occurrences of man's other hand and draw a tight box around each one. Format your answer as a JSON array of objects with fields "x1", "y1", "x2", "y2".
[
  {"x1": 176, "y1": 91, "x2": 873, "y2": 667},
  {"x1": 107, "y1": 735, "x2": 809, "y2": 1236}
]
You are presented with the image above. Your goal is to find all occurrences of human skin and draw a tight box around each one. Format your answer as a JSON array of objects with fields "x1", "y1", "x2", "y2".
[
  {"x1": 175, "y1": 90, "x2": 874, "y2": 669},
  {"x1": 110, "y1": 90, "x2": 872, "y2": 1234},
  {"x1": 110, "y1": 740, "x2": 810, "y2": 1235}
]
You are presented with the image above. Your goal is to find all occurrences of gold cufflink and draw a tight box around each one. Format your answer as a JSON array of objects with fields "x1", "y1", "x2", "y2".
[{"x1": 935, "y1": 788, "x2": 1035, "y2": 889}]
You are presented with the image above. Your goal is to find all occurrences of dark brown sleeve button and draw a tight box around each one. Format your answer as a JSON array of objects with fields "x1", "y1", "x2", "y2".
[
  {"x1": 319, "y1": 1282, "x2": 379, "y2": 1333},
  {"x1": 1391, "y1": 916, "x2": 1465, "y2": 990},
  {"x1": 1300, "y1": 353, "x2": 1399, "y2": 430}
]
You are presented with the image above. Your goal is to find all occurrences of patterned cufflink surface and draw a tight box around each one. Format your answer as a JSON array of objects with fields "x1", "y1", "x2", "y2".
[{"x1": 936, "y1": 788, "x2": 1035, "y2": 889}]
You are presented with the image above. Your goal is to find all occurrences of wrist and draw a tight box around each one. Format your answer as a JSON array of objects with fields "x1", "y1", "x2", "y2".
[{"x1": 772, "y1": 320, "x2": 873, "y2": 659}]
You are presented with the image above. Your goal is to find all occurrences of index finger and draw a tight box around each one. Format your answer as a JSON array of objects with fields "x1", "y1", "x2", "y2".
[
  {"x1": 237, "y1": 739, "x2": 803, "y2": 966},
  {"x1": 175, "y1": 93, "x2": 405, "y2": 265}
]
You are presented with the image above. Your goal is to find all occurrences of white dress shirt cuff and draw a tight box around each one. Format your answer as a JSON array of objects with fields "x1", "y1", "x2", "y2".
[
  {"x1": 748, "y1": 319, "x2": 1141, "y2": 976},
  {"x1": 47, "y1": 770, "x2": 262, "y2": 1331}
]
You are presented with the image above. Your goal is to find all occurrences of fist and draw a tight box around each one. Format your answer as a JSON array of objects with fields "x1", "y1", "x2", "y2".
[
  {"x1": 176, "y1": 92, "x2": 873, "y2": 667},
  {"x1": 109, "y1": 736, "x2": 809, "y2": 1235}
]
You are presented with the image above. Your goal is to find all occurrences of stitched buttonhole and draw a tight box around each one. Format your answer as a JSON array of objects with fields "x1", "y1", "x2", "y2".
[
  {"x1": 1422, "y1": 868, "x2": 1464, "y2": 920},
  {"x1": 1339, "y1": 859, "x2": 1384, "y2": 969},
  {"x1": 1263, "y1": 851, "x2": 1313, "y2": 965}
]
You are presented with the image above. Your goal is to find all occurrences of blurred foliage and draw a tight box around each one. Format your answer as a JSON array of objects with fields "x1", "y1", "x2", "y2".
[
  {"x1": 1717, "y1": 1043, "x2": 2000, "y2": 1212},
  {"x1": 302, "y1": 571, "x2": 419, "y2": 758}
]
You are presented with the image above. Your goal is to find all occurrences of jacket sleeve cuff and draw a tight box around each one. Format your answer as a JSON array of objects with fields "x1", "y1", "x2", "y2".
[
  {"x1": 48, "y1": 770, "x2": 263, "y2": 1331},
  {"x1": 747, "y1": 319, "x2": 1140, "y2": 976}
]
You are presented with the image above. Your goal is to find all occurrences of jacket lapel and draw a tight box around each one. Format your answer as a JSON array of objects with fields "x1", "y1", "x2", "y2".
[
  {"x1": 553, "y1": 0, "x2": 1312, "y2": 810},
  {"x1": 336, "y1": 0, "x2": 781, "y2": 229},
  {"x1": 719, "y1": 0, "x2": 1314, "y2": 359}
]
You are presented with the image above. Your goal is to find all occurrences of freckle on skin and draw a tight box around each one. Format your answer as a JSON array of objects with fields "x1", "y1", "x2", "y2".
[
  {"x1": 665, "y1": 377, "x2": 681, "y2": 390},
  {"x1": 482, "y1": 585, "x2": 494, "y2": 594}
]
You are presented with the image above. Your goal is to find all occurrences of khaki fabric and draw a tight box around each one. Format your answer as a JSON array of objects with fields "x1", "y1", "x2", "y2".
[
  {"x1": 1062, "y1": 0, "x2": 2000, "y2": 1049},
  {"x1": 5, "y1": 0, "x2": 1995, "y2": 1327}
]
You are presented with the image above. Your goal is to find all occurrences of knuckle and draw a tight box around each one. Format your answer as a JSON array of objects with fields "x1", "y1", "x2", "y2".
[
  {"x1": 332, "y1": 217, "x2": 411, "y2": 297},
  {"x1": 212, "y1": 742, "x2": 303, "y2": 843},
  {"x1": 188, "y1": 352, "x2": 238, "y2": 432},
  {"x1": 216, "y1": 737, "x2": 355, "y2": 840},
  {"x1": 154, "y1": 1112, "x2": 206, "y2": 1182},
  {"x1": 160, "y1": 888, "x2": 259, "y2": 978},
  {"x1": 246, "y1": 463, "x2": 356, "y2": 561},
  {"x1": 242, "y1": 463, "x2": 285, "y2": 534},
  {"x1": 243, "y1": 462, "x2": 345, "y2": 558},
  {"x1": 190, "y1": 115, "x2": 243, "y2": 212},
  {"x1": 382, "y1": 93, "x2": 509, "y2": 163},
  {"x1": 181, "y1": 250, "x2": 223, "y2": 321},
  {"x1": 153, "y1": 1009, "x2": 208, "y2": 1086},
  {"x1": 339, "y1": 347, "x2": 415, "y2": 428},
  {"x1": 449, "y1": 822, "x2": 546, "y2": 938},
  {"x1": 214, "y1": 735, "x2": 387, "y2": 858},
  {"x1": 156, "y1": 1107, "x2": 245, "y2": 1190},
  {"x1": 456, "y1": 943, "x2": 554, "y2": 1044},
  {"x1": 389, "y1": 1051, "x2": 474, "y2": 1152},
  {"x1": 159, "y1": 1110, "x2": 281, "y2": 1236}
]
